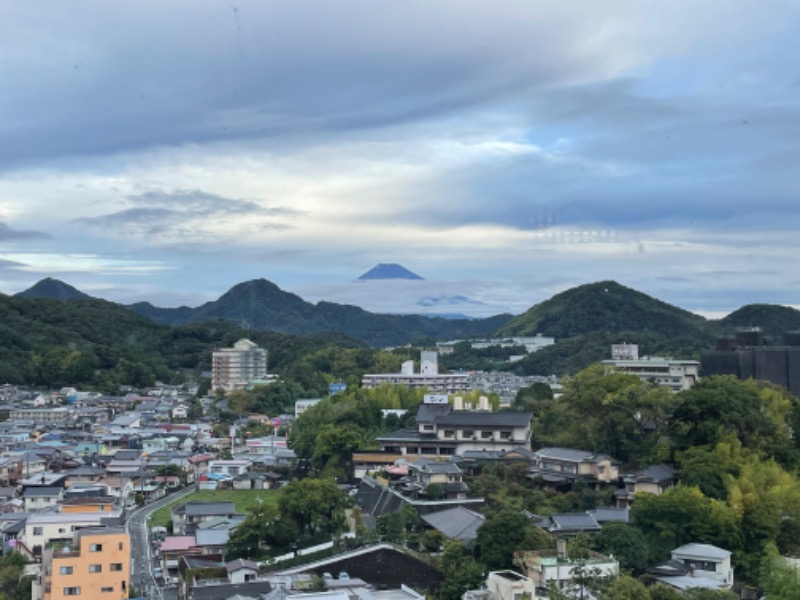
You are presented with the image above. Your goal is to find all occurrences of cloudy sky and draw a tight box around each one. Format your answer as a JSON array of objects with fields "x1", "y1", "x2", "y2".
[{"x1": 2, "y1": 1, "x2": 799, "y2": 318}]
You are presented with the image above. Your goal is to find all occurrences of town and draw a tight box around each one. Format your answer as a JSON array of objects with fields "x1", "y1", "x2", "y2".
[{"x1": 0, "y1": 324, "x2": 798, "y2": 600}]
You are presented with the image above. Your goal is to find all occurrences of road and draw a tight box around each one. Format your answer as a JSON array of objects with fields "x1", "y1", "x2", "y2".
[{"x1": 127, "y1": 486, "x2": 195, "y2": 600}]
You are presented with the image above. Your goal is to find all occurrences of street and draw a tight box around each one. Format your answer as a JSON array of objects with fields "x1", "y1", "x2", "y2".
[{"x1": 127, "y1": 486, "x2": 195, "y2": 600}]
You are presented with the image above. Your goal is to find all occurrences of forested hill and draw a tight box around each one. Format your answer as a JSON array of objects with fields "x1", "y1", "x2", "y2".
[
  {"x1": 497, "y1": 280, "x2": 710, "y2": 339},
  {"x1": 127, "y1": 279, "x2": 514, "y2": 346},
  {"x1": 0, "y1": 293, "x2": 378, "y2": 391}
]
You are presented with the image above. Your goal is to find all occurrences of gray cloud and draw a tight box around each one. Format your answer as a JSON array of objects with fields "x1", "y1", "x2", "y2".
[
  {"x1": 0, "y1": 223, "x2": 52, "y2": 241},
  {"x1": 73, "y1": 189, "x2": 297, "y2": 238}
]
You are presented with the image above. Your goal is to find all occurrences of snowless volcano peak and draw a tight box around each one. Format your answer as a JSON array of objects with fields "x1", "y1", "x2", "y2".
[{"x1": 357, "y1": 263, "x2": 424, "y2": 281}]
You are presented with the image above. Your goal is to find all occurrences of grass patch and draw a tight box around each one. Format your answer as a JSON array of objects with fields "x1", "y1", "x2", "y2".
[{"x1": 148, "y1": 488, "x2": 282, "y2": 528}]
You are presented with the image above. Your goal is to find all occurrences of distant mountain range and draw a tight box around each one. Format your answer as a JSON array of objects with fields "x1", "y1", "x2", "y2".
[
  {"x1": 13, "y1": 277, "x2": 800, "y2": 372},
  {"x1": 16, "y1": 278, "x2": 508, "y2": 347}
]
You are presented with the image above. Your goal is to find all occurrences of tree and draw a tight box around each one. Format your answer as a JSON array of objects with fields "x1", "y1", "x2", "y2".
[
  {"x1": 631, "y1": 486, "x2": 741, "y2": 562},
  {"x1": 592, "y1": 522, "x2": 650, "y2": 574},
  {"x1": 759, "y1": 544, "x2": 800, "y2": 600},
  {"x1": 226, "y1": 502, "x2": 280, "y2": 560},
  {"x1": 421, "y1": 530, "x2": 445, "y2": 552},
  {"x1": 278, "y1": 478, "x2": 351, "y2": 535},
  {"x1": 600, "y1": 575, "x2": 651, "y2": 600},
  {"x1": 438, "y1": 541, "x2": 485, "y2": 600},
  {"x1": 476, "y1": 508, "x2": 552, "y2": 569}
]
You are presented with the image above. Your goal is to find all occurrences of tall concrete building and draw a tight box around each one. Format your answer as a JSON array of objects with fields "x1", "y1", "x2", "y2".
[
  {"x1": 33, "y1": 527, "x2": 131, "y2": 600},
  {"x1": 212, "y1": 338, "x2": 268, "y2": 391},
  {"x1": 602, "y1": 345, "x2": 700, "y2": 393}
]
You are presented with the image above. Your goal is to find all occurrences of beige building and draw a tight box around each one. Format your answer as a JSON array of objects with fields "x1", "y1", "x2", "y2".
[
  {"x1": 530, "y1": 447, "x2": 619, "y2": 485},
  {"x1": 212, "y1": 339, "x2": 268, "y2": 391},
  {"x1": 33, "y1": 527, "x2": 131, "y2": 600}
]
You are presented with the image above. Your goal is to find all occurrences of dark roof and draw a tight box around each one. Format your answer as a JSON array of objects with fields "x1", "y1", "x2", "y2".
[
  {"x1": 181, "y1": 501, "x2": 236, "y2": 516},
  {"x1": 588, "y1": 507, "x2": 629, "y2": 523},
  {"x1": 377, "y1": 429, "x2": 438, "y2": 442},
  {"x1": 434, "y1": 411, "x2": 532, "y2": 428},
  {"x1": 23, "y1": 486, "x2": 63, "y2": 497},
  {"x1": 416, "y1": 403, "x2": 452, "y2": 424},
  {"x1": 421, "y1": 506, "x2": 485, "y2": 541},
  {"x1": 547, "y1": 513, "x2": 601, "y2": 533},
  {"x1": 354, "y1": 477, "x2": 405, "y2": 518},
  {"x1": 636, "y1": 464, "x2": 676, "y2": 484},
  {"x1": 226, "y1": 558, "x2": 259, "y2": 573},
  {"x1": 534, "y1": 447, "x2": 595, "y2": 462},
  {"x1": 192, "y1": 581, "x2": 272, "y2": 600}
]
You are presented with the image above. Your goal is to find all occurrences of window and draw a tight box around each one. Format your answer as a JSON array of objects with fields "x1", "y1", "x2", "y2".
[
  {"x1": 60, "y1": 566, "x2": 73, "y2": 575},
  {"x1": 89, "y1": 564, "x2": 102, "y2": 573},
  {"x1": 32, "y1": 527, "x2": 43, "y2": 536},
  {"x1": 118, "y1": 542, "x2": 123, "y2": 550},
  {"x1": 59, "y1": 528, "x2": 66, "y2": 534},
  {"x1": 110, "y1": 564, "x2": 123, "y2": 572},
  {"x1": 89, "y1": 544, "x2": 103, "y2": 552},
  {"x1": 63, "y1": 587, "x2": 80, "y2": 596},
  {"x1": 101, "y1": 587, "x2": 114, "y2": 593}
]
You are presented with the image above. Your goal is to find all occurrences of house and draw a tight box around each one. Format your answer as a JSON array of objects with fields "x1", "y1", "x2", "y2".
[
  {"x1": 207, "y1": 459, "x2": 253, "y2": 478},
  {"x1": 616, "y1": 464, "x2": 677, "y2": 508},
  {"x1": 529, "y1": 447, "x2": 619, "y2": 485},
  {"x1": 23, "y1": 486, "x2": 64, "y2": 511},
  {"x1": 172, "y1": 501, "x2": 237, "y2": 535},
  {"x1": 160, "y1": 536, "x2": 201, "y2": 582},
  {"x1": 226, "y1": 559, "x2": 259, "y2": 583},
  {"x1": 650, "y1": 543, "x2": 734, "y2": 591},
  {"x1": 406, "y1": 459, "x2": 468, "y2": 499},
  {"x1": 515, "y1": 545, "x2": 619, "y2": 596}
]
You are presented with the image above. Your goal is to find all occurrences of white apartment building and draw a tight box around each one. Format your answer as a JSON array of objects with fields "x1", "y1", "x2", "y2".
[
  {"x1": 362, "y1": 352, "x2": 470, "y2": 393},
  {"x1": 602, "y1": 345, "x2": 699, "y2": 393},
  {"x1": 212, "y1": 339, "x2": 268, "y2": 391}
]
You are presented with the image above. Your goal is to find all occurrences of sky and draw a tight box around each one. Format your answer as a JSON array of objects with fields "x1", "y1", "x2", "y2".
[{"x1": 2, "y1": 1, "x2": 800, "y2": 318}]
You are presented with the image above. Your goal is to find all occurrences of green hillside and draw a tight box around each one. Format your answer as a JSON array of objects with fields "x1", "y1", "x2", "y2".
[
  {"x1": 127, "y1": 278, "x2": 513, "y2": 346},
  {"x1": 719, "y1": 304, "x2": 800, "y2": 339},
  {"x1": 496, "y1": 280, "x2": 710, "y2": 339}
]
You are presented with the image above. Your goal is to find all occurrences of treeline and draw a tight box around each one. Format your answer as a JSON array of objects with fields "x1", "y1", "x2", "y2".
[{"x1": 0, "y1": 294, "x2": 406, "y2": 394}]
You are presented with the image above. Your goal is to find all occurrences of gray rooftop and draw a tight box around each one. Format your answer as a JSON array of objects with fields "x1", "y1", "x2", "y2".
[
  {"x1": 672, "y1": 543, "x2": 731, "y2": 562},
  {"x1": 421, "y1": 506, "x2": 485, "y2": 541}
]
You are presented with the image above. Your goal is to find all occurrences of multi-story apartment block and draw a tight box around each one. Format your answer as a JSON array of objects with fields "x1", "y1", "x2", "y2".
[
  {"x1": 602, "y1": 345, "x2": 699, "y2": 393},
  {"x1": 33, "y1": 527, "x2": 131, "y2": 600},
  {"x1": 362, "y1": 352, "x2": 470, "y2": 394},
  {"x1": 211, "y1": 339, "x2": 268, "y2": 391}
]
